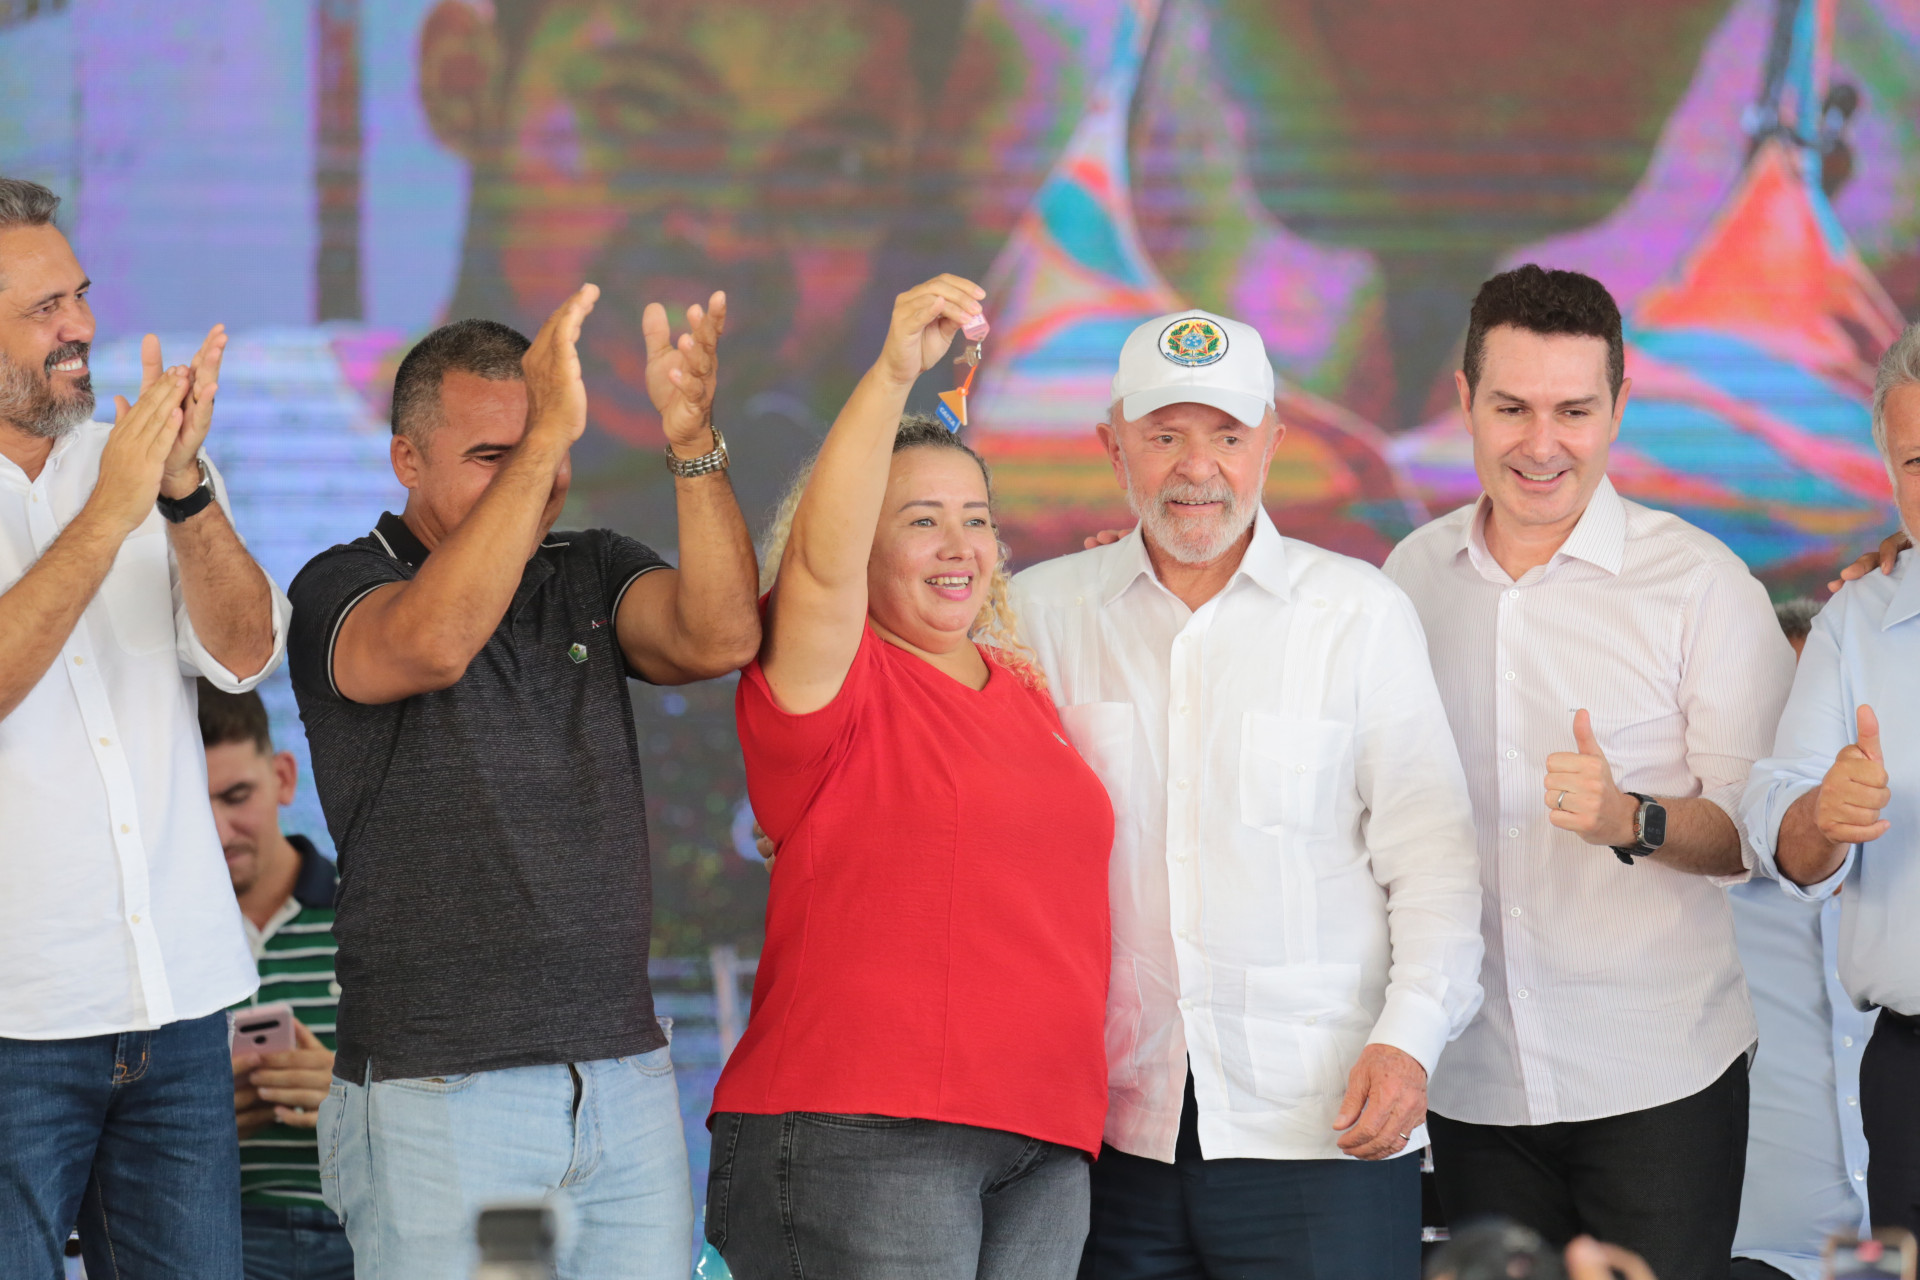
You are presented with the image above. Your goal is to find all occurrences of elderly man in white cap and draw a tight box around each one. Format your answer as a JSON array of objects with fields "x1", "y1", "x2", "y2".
[{"x1": 1011, "y1": 310, "x2": 1484, "y2": 1279}]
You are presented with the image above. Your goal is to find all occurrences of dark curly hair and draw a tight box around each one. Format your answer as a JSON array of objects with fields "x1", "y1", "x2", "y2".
[{"x1": 1462, "y1": 264, "x2": 1624, "y2": 405}]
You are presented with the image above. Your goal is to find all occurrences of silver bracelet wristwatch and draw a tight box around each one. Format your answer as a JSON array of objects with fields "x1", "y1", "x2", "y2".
[{"x1": 664, "y1": 424, "x2": 729, "y2": 478}]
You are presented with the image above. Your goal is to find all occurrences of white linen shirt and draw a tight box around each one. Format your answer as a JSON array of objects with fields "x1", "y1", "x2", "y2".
[
  {"x1": 1742, "y1": 550, "x2": 1920, "y2": 1019},
  {"x1": 1383, "y1": 478, "x2": 1794, "y2": 1126},
  {"x1": 0, "y1": 420, "x2": 289, "y2": 1039},
  {"x1": 1012, "y1": 510, "x2": 1484, "y2": 1163}
]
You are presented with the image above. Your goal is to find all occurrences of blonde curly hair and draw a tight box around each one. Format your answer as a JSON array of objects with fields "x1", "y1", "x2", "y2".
[{"x1": 759, "y1": 415, "x2": 1045, "y2": 689}]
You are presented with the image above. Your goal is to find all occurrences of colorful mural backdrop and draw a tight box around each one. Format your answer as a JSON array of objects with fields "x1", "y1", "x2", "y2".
[{"x1": 5, "y1": 0, "x2": 1919, "y2": 951}]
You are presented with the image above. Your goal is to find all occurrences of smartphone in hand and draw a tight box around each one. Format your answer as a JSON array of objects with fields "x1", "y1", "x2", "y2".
[{"x1": 231, "y1": 1002, "x2": 298, "y2": 1055}]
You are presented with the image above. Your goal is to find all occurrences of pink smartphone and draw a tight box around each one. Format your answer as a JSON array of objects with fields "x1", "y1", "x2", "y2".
[{"x1": 231, "y1": 1002, "x2": 297, "y2": 1055}]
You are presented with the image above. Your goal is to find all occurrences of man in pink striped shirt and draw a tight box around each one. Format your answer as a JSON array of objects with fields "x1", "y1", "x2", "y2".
[{"x1": 1383, "y1": 265, "x2": 1795, "y2": 1280}]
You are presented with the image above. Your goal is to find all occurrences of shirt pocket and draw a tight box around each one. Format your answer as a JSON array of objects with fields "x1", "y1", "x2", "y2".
[
  {"x1": 1243, "y1": 962, "x2": 1363, "y2": 1101},
  {"x1": 1059, "y1": 701, "x2": 1134, "y2": 800},
  {"x1": 102, "y1": 519, "x2": 177, "y2": 656},
  {"x1": 1240, "y1": 711, "x2": 1351, "y2": 841}
]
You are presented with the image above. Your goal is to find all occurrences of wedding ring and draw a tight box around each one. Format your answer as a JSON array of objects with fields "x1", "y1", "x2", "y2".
[
  {"x1": 1554, "y1": 789, "x2": 1569, "y2": 810},
  {"x1": 1397, "y1": 1132, "x2": 1411, "y2": 1142}
]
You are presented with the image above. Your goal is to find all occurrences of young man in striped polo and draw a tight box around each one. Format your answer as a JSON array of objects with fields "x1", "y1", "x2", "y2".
[{"x1": 199, "y1": 682, "x2": 352, "y2": 1280}]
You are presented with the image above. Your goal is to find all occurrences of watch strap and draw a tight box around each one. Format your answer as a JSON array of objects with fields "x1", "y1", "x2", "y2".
[
  {"x1": 1612, "y1": 791, "x2": 1658, "y2": 866},
  {"x1": 664, "y1": 425, "x2": 729, "y2": 478},
  {"x1": 156, "y1": 459, "x2": 216, "y2": 523}
]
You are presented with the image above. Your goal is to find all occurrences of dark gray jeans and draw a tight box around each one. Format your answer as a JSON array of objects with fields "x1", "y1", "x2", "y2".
[{"x1": 706, "y1": 1112, "x2": 1090, "y2": 1279}]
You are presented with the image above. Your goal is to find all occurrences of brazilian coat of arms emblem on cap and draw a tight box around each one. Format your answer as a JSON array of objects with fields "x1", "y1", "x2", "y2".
[{"x1": 1159, "y1": 317, "x2": 1227, "y2": 367}]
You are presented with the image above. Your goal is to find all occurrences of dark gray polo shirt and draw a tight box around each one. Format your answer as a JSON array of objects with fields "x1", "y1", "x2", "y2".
[{"x1": 288, "y1": 512, "x2": 670, "y2": 1082}]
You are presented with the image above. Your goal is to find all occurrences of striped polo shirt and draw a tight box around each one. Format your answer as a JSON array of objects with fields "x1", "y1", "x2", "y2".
[{"x1": 234, "y1": 835, "x2": 339, "y2": 1209}]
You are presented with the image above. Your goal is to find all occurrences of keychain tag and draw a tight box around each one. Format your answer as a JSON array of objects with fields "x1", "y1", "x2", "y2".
[{"x1": 936, "y1": 315, "x2": 989, "y2": 433}]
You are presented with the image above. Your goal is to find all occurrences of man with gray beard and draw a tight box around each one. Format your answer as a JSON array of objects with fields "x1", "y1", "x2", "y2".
[
  {"x1": 1011, "y1": 311, "x2": 1483, "y2": 1278},
  {"x1": 0, "y1": 176, "x2": 291, "y2": 1280}
]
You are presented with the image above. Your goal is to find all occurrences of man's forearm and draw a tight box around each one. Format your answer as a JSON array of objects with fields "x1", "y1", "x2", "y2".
[
  {"x1": 1647, "y1": 794, "x2": 1744, "y2": 876},
  {"x1": 383, "y1": 432, "x2": 568, "y2": 660},
  {"x1": 1774, "y1": 786, "x2": 1849, "y2": 887},
  {"x1": 169, "y1": 502, "x2": 275, "y2": 680},
  {"x1": 663, "y1": 469, "x2": 760, "y2": 666},
  {"x1": 0, "y1": 507, "x2": 130, "y2": 720}
]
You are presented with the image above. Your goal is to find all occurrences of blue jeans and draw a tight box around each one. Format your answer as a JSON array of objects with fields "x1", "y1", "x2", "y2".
[
  {"x1": 0, "y1": 1009, "x2": 242, "y2": 1280},
  {"x1": 242, "y1": 1204, "x2": 356, "y2": 1280},
  {"x1": 319, "y1": 1044, "x2": 691, "y2": 1280}
]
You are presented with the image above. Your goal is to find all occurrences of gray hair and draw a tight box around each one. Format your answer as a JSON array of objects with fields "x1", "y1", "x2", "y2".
[
  {"x1": 1871, "y1": 322, "x2": 1920, "y2": 462},
  {"x1": 1774, "y1": 597, "x2": 1821, "y2": 644},
  {"x1": 0, "y1": 176, "x2": 58, "y2": 232}
]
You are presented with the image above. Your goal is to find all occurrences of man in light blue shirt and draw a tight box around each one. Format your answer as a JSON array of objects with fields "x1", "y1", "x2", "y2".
[
  {"x1": 1729, "y1": 882, "x2": 1875, "y2": 1279},
  {"x1": 1730, "y1": 599, "x2": 1875, "y2": 1280},
  {"x1": 1743, "y1": 325, "x2": 1920, "y2": 1244}
]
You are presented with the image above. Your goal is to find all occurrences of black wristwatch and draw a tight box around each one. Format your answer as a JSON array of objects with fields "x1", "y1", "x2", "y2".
[
  {"x1": 156, "y1": 457, "x2": 215, "y2": 523},
  {"x1": 1612, "y1": 791, "x2": 1667, "y2": 865}
]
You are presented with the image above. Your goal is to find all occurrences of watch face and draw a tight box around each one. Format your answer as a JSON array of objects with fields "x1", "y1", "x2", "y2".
[{"x1": 1640, "y1": 801, "x2": 1668, "y2": 848}]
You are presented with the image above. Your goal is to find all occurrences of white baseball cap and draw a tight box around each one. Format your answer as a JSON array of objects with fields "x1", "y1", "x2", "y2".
[{"x1": 1110, "y1": 309, "x2": 1275, "y2": 429}]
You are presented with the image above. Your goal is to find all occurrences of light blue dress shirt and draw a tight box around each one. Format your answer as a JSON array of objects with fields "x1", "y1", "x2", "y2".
[
  {"x1": 1743, "y1": 550, "x2": 1920, "y2": 1020},
  {"x1": 1729, "y1": 883, "x2": 1874, "y2": 1280}
]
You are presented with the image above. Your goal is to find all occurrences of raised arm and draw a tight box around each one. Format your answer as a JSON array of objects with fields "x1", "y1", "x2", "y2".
[
  {"x1": 331, "y1": 285, "x2": 600, "y2": 704},
  {"x1": 614, "y1": 291, "x2": 760, "y2": 684},
  {"x1": 759, "y1": 275, "x2": 984, "y2": 714},
  {"x1": 0, "y1": 368, "x2": 189, "y2": 721},
  {"x1": 145, "y1": 326, "x2": 277, "y2": 681}
]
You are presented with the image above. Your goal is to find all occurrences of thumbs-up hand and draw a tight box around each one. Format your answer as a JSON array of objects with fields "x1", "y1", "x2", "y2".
[
  {"x1": 1544, "y1": 709, "x2": 1639, "y2": 847},
  {"x1": 1814, "y1": 704, "x2": 1892, "y2": 847}
]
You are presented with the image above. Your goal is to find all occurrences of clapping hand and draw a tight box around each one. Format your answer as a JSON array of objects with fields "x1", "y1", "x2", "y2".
[
  {"x1": 522, "y1": 283, "x2": 601, "y2": 446},
  {"x1": 1544, "y1": 709, "x2": 1637, "y2": 848},
  {"x1": 140, "y1": 325, "x2": 227, "y2": 500},
  {"x1": 643, "y1": 292, "x2": 726, "y2": 458}
]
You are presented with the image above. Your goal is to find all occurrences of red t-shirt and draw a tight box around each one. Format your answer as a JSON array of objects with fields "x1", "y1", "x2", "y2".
[{"x1": 713, "y1": 625, "x2": 1114, "y2": 1155}]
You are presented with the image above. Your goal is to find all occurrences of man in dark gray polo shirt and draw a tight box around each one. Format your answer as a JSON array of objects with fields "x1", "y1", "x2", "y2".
[{"x1": 288, "y1": 285, "x2": 759, "y2": 1280}]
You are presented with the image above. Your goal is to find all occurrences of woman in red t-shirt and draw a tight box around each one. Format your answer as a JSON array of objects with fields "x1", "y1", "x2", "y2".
[{"x1": 703, "y1": 276, "x2": 1114, "y2": 1279}]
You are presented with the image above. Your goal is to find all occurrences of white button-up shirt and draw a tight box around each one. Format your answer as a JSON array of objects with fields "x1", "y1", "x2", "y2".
[
  {"x1": 1384, "y1": 478, "x2": 1794, "y2": 1126},
  {"x1": 1729, "y1": 883, "x2": 1874, "y2": 1280},
  {"x1": 1743, "y1": 551, "x2": 1920, "y2": 1019},
  {"x1": 1012, "y1": 510, "x2": 1484, "y2": 1162},
  {"x1": 0, "y1": 421, "x2": 290, "y2": 1039}
]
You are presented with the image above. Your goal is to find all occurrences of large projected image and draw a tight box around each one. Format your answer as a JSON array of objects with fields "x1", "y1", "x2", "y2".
[{"x1": 4, "y1": 0, "x2": 1918, "y2": 956}]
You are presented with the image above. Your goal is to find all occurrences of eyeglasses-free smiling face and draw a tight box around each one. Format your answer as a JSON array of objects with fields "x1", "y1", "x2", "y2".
[
  {"x1": 1460, "y1": 324, "x2": 1629, "y2": 548},
  {"x1": 864, "y1": 446, "x2": 998, "y2": 653},
  {"x1": 1101, "y1": 400, "x2": 1282, "y2": 567}
]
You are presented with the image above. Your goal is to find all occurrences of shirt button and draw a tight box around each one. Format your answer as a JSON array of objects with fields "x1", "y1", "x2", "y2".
[
  {"x1": 1177, "y1": 929, "x2": 1190, "y2": 940},
  {"x1": 1294, "y1": 764, "x2": 1307, "y2": 775},
  {"x1": 329, "y1": 981, "x2": 342, "y2": 997},
  {"x1": 1313, "y1": 598, "x2": 1327, "y2": 608},
  {"x1": 1507, "y1": 589, "x2": 1519, "y2": 599},
  {"x1": 1507, "y1": 827, "x2": 1520, "y2": 838},
  {"x1": 1848, "y1": 1096, "x2": 1858, "y2": 1107},
  {"x1": 1177, "y1": 703, "x2": 1190, "y2": 715},
  {"x1": 1505, "y1": 749, "x2": 1518, "y2": 760},
  {"x1": 1509, "y1": 907, "x2": 1522, "y2": 917},
  {"x1": 1856, "y1": 1170, "x2": 1867, "y2": 1181},
  {"x1": 130, "y1": 914, "x2": 141, "y2": 924},
  {"x1": 1176, "y1": 778, "x2": 1190, "y2": 791},
  {"x1": 98, "y1": 737, "x2": 110, "y2": 747},
  {"x1": 31, "y1": 492, "x2": 40, "y2": 503},
  {"x1": 1844, "y1": 1036, "x2": 1855, "y2": 1047},
  {"x1": 73, "y1": 655, "x2": 83, "y2": 665},
  {"x1": 1178, "y1": 998, "x2": 1193, "y2": 1011},
  {"x1": 1515, "y1": 988, "x2": 1530, "y2": 999},
  {"x1": 1305, "y1": 1015, "x2": 1318, "y2": 1025},
  {"x1": 120, "y1": 824, "x2": 130, "y2": 834},
  {"x1": 1504, "y1": 670, "x2": 1515, "y2": 680}
]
